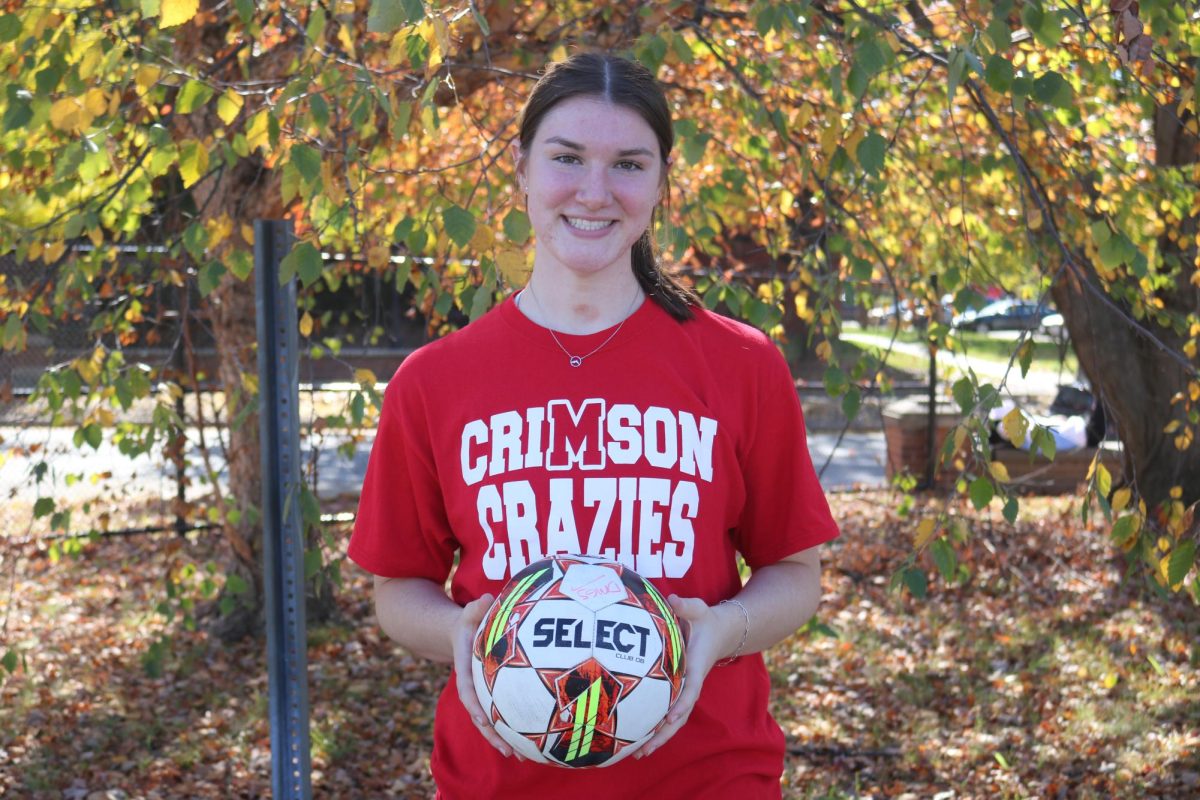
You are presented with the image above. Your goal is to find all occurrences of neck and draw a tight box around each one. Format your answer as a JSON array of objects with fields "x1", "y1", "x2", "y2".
[{"x1": 519, "y1": 268, "x2": 644, "y2": 335}]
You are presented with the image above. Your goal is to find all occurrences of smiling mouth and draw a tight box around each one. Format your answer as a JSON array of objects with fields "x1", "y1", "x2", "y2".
[{"x1": 564, "y1": 217, "x2": 616, "y2": 232}]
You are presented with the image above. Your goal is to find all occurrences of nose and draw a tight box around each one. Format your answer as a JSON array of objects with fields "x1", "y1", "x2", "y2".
[{"x1": 575, "y1": 164, "x2": 612, "y2": 208}]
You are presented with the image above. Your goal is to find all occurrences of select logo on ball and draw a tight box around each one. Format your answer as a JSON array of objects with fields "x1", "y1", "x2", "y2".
[{"x1": 471, "y1": 555, "x2": 686, "y2": 768}]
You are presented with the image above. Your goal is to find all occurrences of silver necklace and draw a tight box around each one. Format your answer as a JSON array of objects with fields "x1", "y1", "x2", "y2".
[{"x1": 519, "y1": 283, "x2": 641, "y2": 368}]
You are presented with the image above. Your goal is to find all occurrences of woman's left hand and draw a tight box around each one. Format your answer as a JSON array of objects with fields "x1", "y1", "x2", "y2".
[{"x1": 631, "y1": 593, "x2": 744, "y2": 760}]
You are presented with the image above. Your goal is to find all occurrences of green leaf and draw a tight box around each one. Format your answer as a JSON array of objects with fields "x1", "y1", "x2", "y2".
[
  {"x1": 304, "y1": 548, "x2": 323, "y2": 579},
  {"x1": 1110, "y1": 514, "x2": 1137, "y2": 546},
  {"x1": 969, "y1": 476, "x2": 994, "y2": 510},
  {"x1": 83, "y1": 423, "x2": 102, "y2": 450},
  {"x1": 2, "y1": 98, "x2": 32, "y2": 132},
  {"x1": 952, "y1": 377, "x2": 975, "y2": 413},
  {"x1": 682, "y1": 133, "x2": 710, "y2": 166},
  {"x1": 234, "y1": 0, "x2": 254, "y2": 23},
  {"x1": 442, "y1": 205, "x2": 476, "y2": 248},
  {"x1": 368, "y1": 0, "x2": 423, "y2": 33},
  {"x1": 0, "y1": 14, "x2": 21, "y2": 42},
  {"x1": 1003, "y1": 496, "x2": 1019, "y2": 524},
  {"x1": 34, "y1": 497, "x2": 54, "y2": 518},
  {"x1": 299, "y1": 485, "x2": 321, "y2": 524},
  {"x1": 1, "y1": 649, "x2": 17, "y2": 674},
  {"x1": 198, "y1": 260, "x2": 226, "y2": 296},
  {"x1": 902, "y1": 567, "x2": 927, "y2": 598},
  {"x1": 290, "y1": 143, "x2": 321, "y2": 184},
  {"x1": 985, "y1": 55, "x2": 1013, "y2": 93},
  {"x1": 930, "y1": 538, "x2": 957, "y2": 582},
  {"x1": 841, "y1": 386, "x2": 862, "y2": 420},
  {"x1": 2, "y1": 313, "x2": 25, "y2": 351},
  {"x1": 280, "y1": 242, "x2": 324, "y2": 288},
  {"x1": 227, "y1": 250, "x2": 253, "y2": 281},
  {"x1": 1017, "y1": 339, "x2": 1034, "y2": 378},
  {"x1": 1033, "y1": 8, "x2": 1064, "y2": 48},
  {"x1": 401, "y1": 0, "x2": 425, "y2": 24},
  {"x1": 503, "y1": 210, "x2": 531, "y2": 246},
  {"x1": 947, "y1": 47, "x2": 967, "y2": 100},
  {"x1": 855, "y1": 37, "x2": 887, "y2": 76},
  {"x1": 1033, "y1": 71, "x2": 1073, "y2": 108},
  {"x1": 856, "y1": 132, "x2": 887, "y2": 176},
  {"x1": 176, "y1": 79, "x2": 214, "y2": 114},
  {"x1": 309, "y1": 94, "x2": 330, "y2": 129},
  {"x1": 1168, "y1": 541, "x2": 1196, "y2": 586},
  {"x1": 226, "y1": 573, "x2": 249, "y2": 595}
]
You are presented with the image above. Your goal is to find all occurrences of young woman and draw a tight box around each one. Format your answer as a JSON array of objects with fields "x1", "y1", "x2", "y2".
[{"x1": 349, "y1": 52, "x2": 839, "y2": 799}]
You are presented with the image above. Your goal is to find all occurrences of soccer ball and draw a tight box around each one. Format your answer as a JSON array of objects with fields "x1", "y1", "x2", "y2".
[{"x1": 471, "y1": 555, "x2": 687, "y2": 768}]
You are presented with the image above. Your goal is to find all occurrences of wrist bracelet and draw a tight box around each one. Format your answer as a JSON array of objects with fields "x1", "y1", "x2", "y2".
[{"x1": 715, "y1": 598, "x2": 749, "y2": 666}]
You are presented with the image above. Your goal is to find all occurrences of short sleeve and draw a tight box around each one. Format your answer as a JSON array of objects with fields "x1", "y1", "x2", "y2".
[
  {"x1": 731, "y1": 343, "x2": 840, "y2": 568},
  {"x1": 347, "y1": 361, "x2": 459, "y2": 581}
]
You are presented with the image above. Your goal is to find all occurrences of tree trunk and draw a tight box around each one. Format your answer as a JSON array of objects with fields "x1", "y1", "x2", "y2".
[
  {"x1": 173, "y1": 9, "x2": 336, "y2": 640},
  {"x1": 1052, "y1": 99, "x2": 1200, "y2": 511}
]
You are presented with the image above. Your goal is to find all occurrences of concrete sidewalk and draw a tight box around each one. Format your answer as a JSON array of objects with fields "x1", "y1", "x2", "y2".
[{"x1": 0, "y1": 424, "x2": 889, "y2": 515}]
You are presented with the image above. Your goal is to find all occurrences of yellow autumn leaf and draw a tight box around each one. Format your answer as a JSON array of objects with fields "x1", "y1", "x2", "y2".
[
  {"x1": 815, "y1": 341, "x2": 833, "y2": 362},
  {"x1": 217, "y1": 90, "x2": 244, "y2": 125},
  {"x1": 1112, "y1": 487, "x2": 1132, "y2": 513},
  {"x1": 1164, "y1": 419, "x2": 1181, "y2": 434},
  {"x1": 1001, "y1": 408, "x2": 1029, "y2": 448},
  {"x1": 1028, "y1": 207, "x2": 1043, "y2": 230},
  {"x1": 1095, "y1": 463, "x2": 1112, "y2": 496},
  {"x1": 947, "y1": 206, "x2": 963, "y2": 227},
  {"x1": 989, "y1": 461, "x2": 1010, "y2": 483},
  {"x1": 180, "y1": 143, "x2": 209, "y2": 188},
  {"x1": 496, "y1": 248, "x2": 530, "y2": 285},
  {"x1": 241, "y1": 372, "x2": 258, "y2": 395},
  {"x1": 321, "y1": 160, "x2": 345, "y2": 205},
  {"x1": 206, "y1": 213, "x2": 233, "y2": 247},
  {"x1": 1175, "y1": 428, "x2": 1194, "y2": 450},
  {"x1": 367, "y1": 243, "x2": 392, "y2": 270},
  {"x1": 50, "y1": 96, "x2": 93, "y2": 133},
  {"x1": 245, "y1": 110, "x2": 271, "y2": 153},
  {"x1": 160, "y1": 0, "x2": 200, "y2": 28},
  {"x1": 135, "y1": 65, "x2": 162, "y2": 94},
  {"x1": 470, "y1": 223, "x2": 496, "y2": 253},
  {"x1": 953, "y1": 425, "x2": 968, "y2": 453},
  {"x1": 84, "y1": 88, "x2": 109, "y2": 117},
  {"x1": 914, "y1": 517, "x2": 938, "y2": 549},
  {"x1": 299, "y1": 311, "x2": 314, "y2": 338},
  {"x1": 354, "y1": 368, "x2": 378, "y2": 386},
  {"x1": 42, "y1": 241, "x2": 67, "y2": 264}
]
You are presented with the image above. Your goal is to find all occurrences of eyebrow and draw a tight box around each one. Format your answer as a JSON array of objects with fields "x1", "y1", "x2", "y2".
[{"x1": 544, "y1": 136, "x2": 655, "y2": 159}]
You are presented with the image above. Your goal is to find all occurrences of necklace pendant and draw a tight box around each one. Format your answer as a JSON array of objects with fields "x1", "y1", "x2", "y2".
[{"x1": 568, "y1": 355, "x2": 583, "y2": 368}]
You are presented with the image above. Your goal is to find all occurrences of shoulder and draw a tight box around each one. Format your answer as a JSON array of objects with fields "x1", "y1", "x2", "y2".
[{"x1": 674, "y1": 305, "x2": 788, "y2": 373}]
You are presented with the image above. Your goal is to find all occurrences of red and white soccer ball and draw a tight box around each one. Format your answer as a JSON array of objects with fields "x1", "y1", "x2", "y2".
[{"x1": 471, "y1": 555, "x2": 687, "y2": 768}]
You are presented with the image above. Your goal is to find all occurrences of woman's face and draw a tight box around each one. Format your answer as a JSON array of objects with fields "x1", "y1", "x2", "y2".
[{"x1": 519, "y1": 96, "x2": 664, "y2": 282}]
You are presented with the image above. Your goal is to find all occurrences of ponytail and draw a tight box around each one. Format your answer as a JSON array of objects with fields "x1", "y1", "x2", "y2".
[{"x1": 633, "y1": 217, "x2": 697, "y2": 322}]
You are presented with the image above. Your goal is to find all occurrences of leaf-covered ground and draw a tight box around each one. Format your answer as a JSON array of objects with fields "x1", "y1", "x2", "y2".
[{"x1": 1, "y1": 490, "x2": 1198, "y2": 799}]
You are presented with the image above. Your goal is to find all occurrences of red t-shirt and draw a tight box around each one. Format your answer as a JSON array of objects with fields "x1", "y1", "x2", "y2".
[{"x1": 349, "y1": 295, "x2": 839, "y2": 799}]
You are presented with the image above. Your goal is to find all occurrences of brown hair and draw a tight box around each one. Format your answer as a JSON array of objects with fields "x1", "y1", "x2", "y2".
[{"x1": 517, "y1": 52, "x2": 697, "y2": 321}]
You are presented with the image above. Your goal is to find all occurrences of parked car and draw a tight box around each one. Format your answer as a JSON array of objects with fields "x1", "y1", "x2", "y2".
[
  {"x1": 951, "y1": 299, "x2": 1053, "y2": 332},
  {"x1": 866, "y1": 298, "x2": 927, "y2": 327},
  {"x1": 1038, "y1": 312, "x2": 1065, "y2": 337}
]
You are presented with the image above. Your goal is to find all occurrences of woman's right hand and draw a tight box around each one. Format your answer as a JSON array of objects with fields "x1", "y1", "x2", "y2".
[{"x1": 451, "y1": 593, "x2": 522, "y2": 759}]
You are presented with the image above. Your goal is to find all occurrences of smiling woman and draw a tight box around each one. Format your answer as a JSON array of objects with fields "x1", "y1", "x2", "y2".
[{"x1": 348, "y1": 52, "x2": 840, "y2": 800}]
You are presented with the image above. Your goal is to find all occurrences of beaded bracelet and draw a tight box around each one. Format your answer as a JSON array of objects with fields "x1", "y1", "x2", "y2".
[{"x1": 715, "y1": 598, "x2": 749, "y2": 667}]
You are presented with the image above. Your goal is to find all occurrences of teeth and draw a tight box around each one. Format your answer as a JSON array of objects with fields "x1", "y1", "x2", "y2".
[{"x1": 566, "y1": 217, "x2": 612, "y2": 231}]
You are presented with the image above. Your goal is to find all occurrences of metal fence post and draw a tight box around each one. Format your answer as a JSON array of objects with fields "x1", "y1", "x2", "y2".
[{"x1": 254, "y1": 219, "x2": 312, "y2": 800}]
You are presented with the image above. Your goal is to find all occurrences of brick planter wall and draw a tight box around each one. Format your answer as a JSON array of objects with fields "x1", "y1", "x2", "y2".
[{"x1": 882, "y1": 397, "x2": 963, "y2": 486}]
